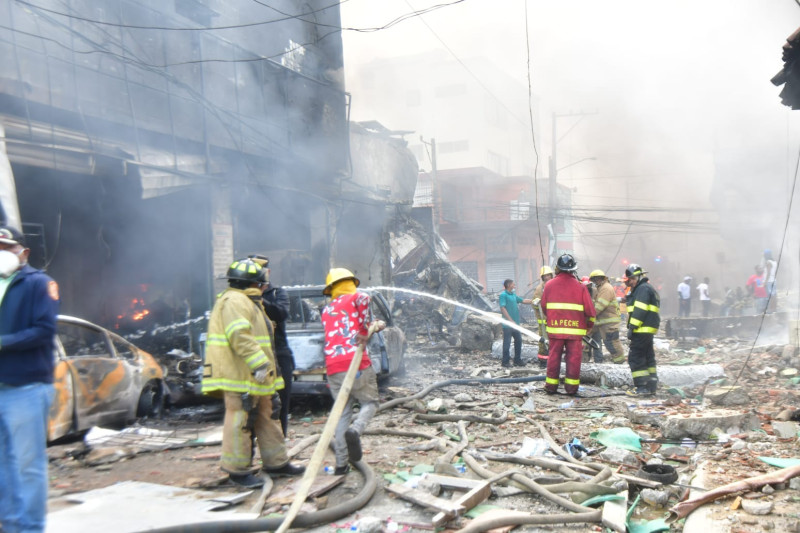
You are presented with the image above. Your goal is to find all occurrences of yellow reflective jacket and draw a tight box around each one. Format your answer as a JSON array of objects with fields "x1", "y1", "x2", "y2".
[
  {"x1": 593, "y1": 281, "x2": 621, "y2": 327},
  {"x1": 202, "y1": 287, "x2": 284, "y2": 397}
]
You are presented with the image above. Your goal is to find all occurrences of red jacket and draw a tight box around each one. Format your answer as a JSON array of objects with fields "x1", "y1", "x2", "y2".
[{"x1": 541, "y1": 272, "x2": 596, "y2": 339}]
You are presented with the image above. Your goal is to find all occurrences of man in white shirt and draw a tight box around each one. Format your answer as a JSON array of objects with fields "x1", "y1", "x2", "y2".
[
  {"x1": 677, "y1": 276, "x2": 692, "y2": 317},
  {"x1": 762, "y1": 249, "x2": 777, "y2": 312},
  {"x1": 696, "y1": 277, "x2": 710, "y2": 317}
]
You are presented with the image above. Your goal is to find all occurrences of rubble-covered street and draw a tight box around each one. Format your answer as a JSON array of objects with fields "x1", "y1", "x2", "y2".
[{"x1": 45, "y1": 323, "x2": 800, "y2": 532}]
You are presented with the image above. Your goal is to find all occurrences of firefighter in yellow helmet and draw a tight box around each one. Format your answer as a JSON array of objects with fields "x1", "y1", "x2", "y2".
[
  {"x1": 531, "y1": 265, "x2": 554, "y2": 368},
  {"x1": 588, "y1": 269, "x2": 626, "y2": 364},
  {"x1": 202, "y1": 258, "x2": 305, "y2": 488}
]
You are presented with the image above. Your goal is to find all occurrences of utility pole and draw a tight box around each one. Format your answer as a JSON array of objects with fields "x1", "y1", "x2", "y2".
[
  {"x1": 420, "y1": 136, "x2": 438, "y2": 236},
  {"x1": 548, "y1": 111, "x2": 597, "y2": 266}
]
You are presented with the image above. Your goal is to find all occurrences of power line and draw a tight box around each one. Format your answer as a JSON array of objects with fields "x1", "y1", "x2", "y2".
[
  {"x1": 402, "y1": 0, "x2": 528, "y2": 129},
  {"x1": 253, "y1": 0, "x2": 466, "y2": 33},
  {"x1": 524, "y1": 0, "x2": 544, "y2": 265},
  {"x1": 14, "y1": 0, "x2": 347, "y2": 31}
]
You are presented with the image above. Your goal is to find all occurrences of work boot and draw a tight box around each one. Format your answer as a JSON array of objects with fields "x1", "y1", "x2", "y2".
[
  {"x1": 538, "y1": 359, "x2": 548, "y2": 369},
  {"x1": 501, "y1": 359, "x2": 511, "y2": 368},
  {"x1": 263, "y1": 462, "x2": 306, "y2": 477},
  {"x1": 513, "y1": 359, "x2": 526, "y2": 367},
  {"x1": 648, "y1": 377, "x2": 659, "y2": 394},
  {"x1": 626, "y1": 387, "x2": 654, "y2": 397},
  {"x1": 345, "y1": 428, "x2": 363, "y2": 463},
  {"x1": 334, "y1": 464, "x2": 350, "y2": 476},
  {"x1": 229, "y1": 472, "x2": 265, "y2": 488}
]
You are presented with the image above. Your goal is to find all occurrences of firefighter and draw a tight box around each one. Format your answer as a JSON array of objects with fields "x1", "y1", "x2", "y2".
[
  {"x1": 321, "y1": 267, "x2": 385, "y2": 475},
  {"x1": 541, "y1": 254, "x2": 596, "y2": 395},
  {"x1": 588, "y1": 270, "x2": 626, "y2": 364},
  {"x1": 580, "y1": 276, "x2": 597, "y2": 363},
  {"x1": 531, "y1": 265, "x2": 554, "y2": 368},
  {"x1": 623, "y1": 263, "x2": 661, "y2": 396},
  {"x1": 202, "y1": 258, "x2": 305, "y2": 488}
]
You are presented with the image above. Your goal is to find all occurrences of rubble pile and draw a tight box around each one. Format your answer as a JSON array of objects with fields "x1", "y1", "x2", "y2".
[{"x1": 390, "y1": 215, "x2": 499, "y2": 352}]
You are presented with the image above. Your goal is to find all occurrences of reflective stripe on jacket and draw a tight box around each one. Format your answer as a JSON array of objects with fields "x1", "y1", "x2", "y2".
[
  {"x1": 532, "y1": 282, "x2": 546, "y2": 325},
  {"x1": 593, "y1": 280, "x2": 620, "y2": 327},
  {"x1": 541, "y1": 272, "x2": 596, "y2": 339},
  {"x1": 202, "y1": 287, "x2": 284, "y2": 397},
  {"x1": 627, "y1": 277, "x2": 660, "y2": 334}
]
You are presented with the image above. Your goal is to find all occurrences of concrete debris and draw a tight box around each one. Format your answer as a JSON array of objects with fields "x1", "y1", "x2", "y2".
[
  {"x1": 741, "y1": 498, "x2": 774, "y2": 515},
  {"x1": 598, "y1": 447, "x2": 640, "y2": 467},
  {"x1": 659, "y1": 409, "x2": 760, "y2": 440},
  {"x1": 704, "y1": 386, "x2": 751, "y2": 406},
  {"x1": 771, "y1": 421, "x2": 799, "y2": 438},
  {"x1": 354, "y1": 517, "x2": 383, "y2": 533},
  {"x1": 453, "y1": 393, "x2": 473, "y2": 402}
]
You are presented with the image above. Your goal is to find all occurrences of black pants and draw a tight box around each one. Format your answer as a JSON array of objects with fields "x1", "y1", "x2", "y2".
[
  {"x1": 502, "y1": 328, "x2": 522, "y2": 365},
  {"x1": 701, "y1": 300, "x2": 710, "y2": 317},
  {"x1": 678, "y1": 299, "x2": 691, "y2": 317},
  {"x1": 628, "y1": 333, "x2": 657, "y2": 390},
  {"x1": 276, "y1": 351, "x2": 295, "y2": 437}
]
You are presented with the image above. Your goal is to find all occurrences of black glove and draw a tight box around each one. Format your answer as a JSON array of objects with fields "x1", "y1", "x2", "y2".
[
  {"x1": 627, "y1": 327, "x2": 634, "y2": 340},
  {"x1": 270, "y1": 394, "x2": 281, "y2": 420}
]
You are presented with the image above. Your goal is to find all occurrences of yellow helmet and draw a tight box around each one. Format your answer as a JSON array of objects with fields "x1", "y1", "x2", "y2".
[
  {"x1": 589, "y1": 269, "x2": 606, "y2": 279},
  {"x1": 323, "y1": 267, "x2": 360, "y2": 295},
  {"x1": 539, "y1": 265, "x2": 554, "y2": 277}
]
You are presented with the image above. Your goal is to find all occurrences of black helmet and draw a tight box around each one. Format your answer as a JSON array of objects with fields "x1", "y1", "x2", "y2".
[
  {"x1": 226, "y1": 258, "x2": 266, "y2": 284},
  {"x1": 625, "y1": 263, "x2": 646, "y2": 278},
  {"x1": 556, "y1": 253, "x2": 577, "y2": 272}
]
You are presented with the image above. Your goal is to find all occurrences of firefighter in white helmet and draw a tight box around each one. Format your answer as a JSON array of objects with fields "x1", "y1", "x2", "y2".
[
  {"x1": 588, "y1": 269, "x2": 626, "y2": 364},
  {"x1": 531, "y1": 265, "x2": 554, "y2": 368}
]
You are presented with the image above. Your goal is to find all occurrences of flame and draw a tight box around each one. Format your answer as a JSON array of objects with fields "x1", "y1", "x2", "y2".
[
  {"x1": 132, "y1": 309, "x2": 150, "y2": 321},
  {"x1": 116, "y1": 296, "x2": 151, "y2": 326}
]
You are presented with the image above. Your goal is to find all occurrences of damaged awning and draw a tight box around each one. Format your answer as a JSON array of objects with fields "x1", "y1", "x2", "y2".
[{"x1": 0, "y1": 114, "x2": 216, "y2": 198}]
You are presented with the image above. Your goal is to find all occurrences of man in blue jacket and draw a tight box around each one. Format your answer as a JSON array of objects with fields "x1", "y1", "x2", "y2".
[{"x1": 0, "y1": 226, "x2": 60, "y2": 533}]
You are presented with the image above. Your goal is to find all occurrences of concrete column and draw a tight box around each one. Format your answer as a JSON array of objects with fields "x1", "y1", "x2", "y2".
[{"x1": 210, "y1": 186, "x2": 233, "y2": 295}]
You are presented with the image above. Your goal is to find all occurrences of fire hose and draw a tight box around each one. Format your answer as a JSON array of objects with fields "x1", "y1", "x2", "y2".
[{"x1": 137, "y1": 460, "x2": 377, "y2": 533}]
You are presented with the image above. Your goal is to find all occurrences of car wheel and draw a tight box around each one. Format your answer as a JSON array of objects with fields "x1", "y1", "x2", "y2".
[{"x1": 137, "y1": 381, "x2": 164, "y2": 419}]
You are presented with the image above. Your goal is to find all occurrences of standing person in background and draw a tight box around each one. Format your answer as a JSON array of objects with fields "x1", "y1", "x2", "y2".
[
  {"x1": 746, "y1": 265, "x2": 768, "y2": 314},
  {"x1": 0, "y1": 226, "x2": 60, "y2": 533},
  {"x1": 251, "y1": 255, "x2": 296, "y2": 437},
  {"x1": 531, "y1": 266, "x2": 554, "y2": 368},
  {"x1": 697, "y1": 277, "x2": 711, "y2": 317},
  {"x1": 499, "y1": 279, "x2": 533, "y2": 368},
  {"x1": 541, "y1": 254, "x2": 596, "y2": 395},
  {"x1": 588, "y1": 270, "x2": 626, "y2": 364},
  {"x1": 624, "y1": 263, "x2": 661, "y2": 396},
  {"x1": 321, "y1": 268, "x2": 385, "y2": 475},
  {"x1": 677, "y1": 276, "x2": 692, "y2": 317},
  {"x1": 762, "y1": 249, "x2": 778, "y2": 312}
]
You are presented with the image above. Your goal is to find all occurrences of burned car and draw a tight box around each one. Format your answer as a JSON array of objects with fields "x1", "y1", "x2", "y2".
[
  {"x1": 48, "y1": 315, "x2": 167, "y2": 442},
  {"x1": 285, "y1": 286, "x2": 406, "y2": 396}
]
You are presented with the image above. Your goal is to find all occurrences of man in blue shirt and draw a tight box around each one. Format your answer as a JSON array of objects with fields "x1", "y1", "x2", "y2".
[
  {"x1": 0, "y1": 226, "x2": 60, "y2": 533},
  {"x1": 499, "y1": 279, "x2": 532, "y2": 367}
]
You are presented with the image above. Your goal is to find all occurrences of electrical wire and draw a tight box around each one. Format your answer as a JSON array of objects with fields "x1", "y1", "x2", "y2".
[
  {"x1": 725, "y1": 141, "x2": 800, "y2": 392},
  {"x1": 524, "y1": 0, "x2": 544, "y2": 266},
  {"x1": 402, "y1": 0, "x2": 528, "y2": 129},
  {"x1": 14, "y1": 0, "x2": 347, "y2": 31}
]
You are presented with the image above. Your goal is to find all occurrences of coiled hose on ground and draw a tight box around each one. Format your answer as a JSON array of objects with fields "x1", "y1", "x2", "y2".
[{"x1": 139, "y1": 375, "x2": 546, "y2": 533}]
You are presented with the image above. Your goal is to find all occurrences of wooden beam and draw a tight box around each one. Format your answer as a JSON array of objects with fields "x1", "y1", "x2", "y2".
[
  {"x1": 385, "y1": 484, "x2": 465, "y2": 515},
  {"x1": 432, "y1": 481, "x2": 491, "y2": 527}
]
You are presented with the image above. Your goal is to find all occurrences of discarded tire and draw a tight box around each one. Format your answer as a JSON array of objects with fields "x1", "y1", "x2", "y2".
[{"x1": 637, "y1": 464, "x2": 678, "y2": 485}]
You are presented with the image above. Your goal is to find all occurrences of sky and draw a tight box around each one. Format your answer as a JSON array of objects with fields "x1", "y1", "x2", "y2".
[{"x1": 340, "y1": 0, "x2": 800, "y2": 295}]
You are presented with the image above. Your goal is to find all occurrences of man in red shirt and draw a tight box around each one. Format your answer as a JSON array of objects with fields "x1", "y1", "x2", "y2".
[
  {"x1": 746, "y1": 265, "x2": 768, "y2": 314},
  {"x1": 541, "y1": 254, "x2": 596, "y2": 395},
  {"x1": 321, "y1": 268, "x2": 385, "y2": 475}
]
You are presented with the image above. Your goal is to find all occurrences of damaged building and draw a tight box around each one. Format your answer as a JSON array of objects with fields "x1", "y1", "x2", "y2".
[{"x1": 0, "y1": 1, "x2": 419, "y2": 343}]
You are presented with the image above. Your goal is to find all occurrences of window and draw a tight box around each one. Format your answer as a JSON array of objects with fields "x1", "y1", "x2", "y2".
[
  {"x1": 438, "y1": 140, "x2": 469, "y2": 154},
  {"x1": 487, "y1": 151, "x2": 510, "y2": 176},
  {"x1": 58, "y1": 323, "x2": 111, "y2": 358},
  {"x1": 510, "y1": 200, "x2": 530, "y2": 220},
  {"x1": 413, "y1": 180, "x2": 433, "y2": 207}
]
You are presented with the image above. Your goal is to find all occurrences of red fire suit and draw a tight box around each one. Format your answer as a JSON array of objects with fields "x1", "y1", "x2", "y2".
[{"x1": 541, "y1": 272, "x2": 596, "y2": 394}]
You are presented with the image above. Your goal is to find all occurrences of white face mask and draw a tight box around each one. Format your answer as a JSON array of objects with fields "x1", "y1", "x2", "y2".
[{"x1": 0, "y1": 249, "x2": 22, "y2": 278}]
